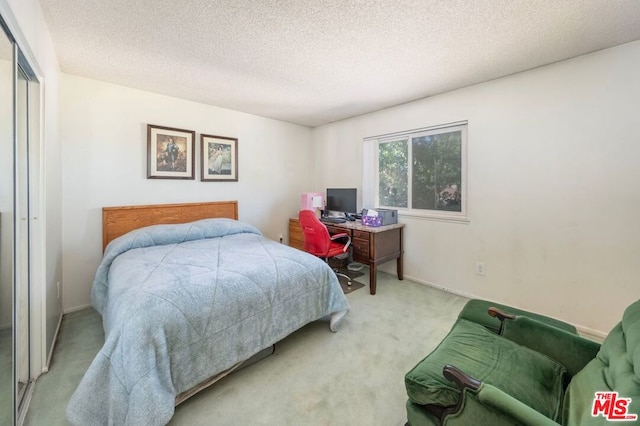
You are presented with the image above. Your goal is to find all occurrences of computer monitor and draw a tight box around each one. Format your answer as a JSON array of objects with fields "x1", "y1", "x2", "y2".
[{"x1": 325, "y1": 188, "x2": 357, "y2": 215}]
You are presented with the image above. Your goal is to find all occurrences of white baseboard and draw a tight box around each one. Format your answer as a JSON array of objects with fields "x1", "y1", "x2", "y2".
[
  {"x1": 40, "y1": 304, "x2": 94, "y2": 374},
  {"x1": 17, "y1": 381, "x2": 34, "y2": 426},
  {"x1": 405, "y1": 273, "x2": 607, "y2": 342},
  {"x1": 574, "y1": 325, "x2": 607, "y2": 343},
  {"x1": 404, "y1": 273, "x2": 481, "y2": 302},
  {"x1": 43, "y1": 312, "x2": 63, "y2": 373},
  {"x1": 63, "y1": 303, "x2": 92, "y2": 314}
]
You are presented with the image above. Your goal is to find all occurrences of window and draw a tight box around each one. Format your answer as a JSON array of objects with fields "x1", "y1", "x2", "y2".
[{"x1": 364, "y1": 122, "x2": 467, "y2": 221}]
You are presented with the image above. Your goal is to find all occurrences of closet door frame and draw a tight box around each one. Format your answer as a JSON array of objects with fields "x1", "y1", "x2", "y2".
[{"x1": 0, "y1": 6, "x2": 46, "y2": 425}]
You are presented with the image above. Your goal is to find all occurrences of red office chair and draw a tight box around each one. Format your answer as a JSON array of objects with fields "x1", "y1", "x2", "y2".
[{"x1": 298, "y1": 209, "x2": 352, "y2": 286}]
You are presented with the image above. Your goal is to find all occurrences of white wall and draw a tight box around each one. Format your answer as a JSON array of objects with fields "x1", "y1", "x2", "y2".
[
  {"x1": 3, "y1": 0, "x2": 62, "y2": 369},
  {"x1": 312, "y1": 40, "x2": 640, "y2": 336},
  {"x1": 60, "y1": 75, "x2": 315, "y2": 311}
]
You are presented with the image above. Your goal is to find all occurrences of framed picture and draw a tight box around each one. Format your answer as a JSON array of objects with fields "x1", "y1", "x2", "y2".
[
  {"x1": 200, "y1": 134, "x2": 238, "y2": 182},
  {"x1": 147, "y1": 124, "x2": 195, "y2": 179}
]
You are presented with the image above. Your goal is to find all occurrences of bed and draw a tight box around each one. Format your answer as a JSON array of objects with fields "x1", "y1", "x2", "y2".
[{"x1": 66, "y1": 201, "x2": 350, "y2": 425}]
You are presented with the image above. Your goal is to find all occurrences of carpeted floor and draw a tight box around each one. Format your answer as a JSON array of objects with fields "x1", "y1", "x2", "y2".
[
  {"x1": 24, "y1": 269, "x2": 468, "y2": 426},
  {"x1": 0, "y1": 328, "x2": 11, "y2": 425}
]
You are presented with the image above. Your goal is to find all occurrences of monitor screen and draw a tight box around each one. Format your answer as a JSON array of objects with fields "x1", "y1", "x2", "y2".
[{"x1": 326, "y1": 188, "x2": 357, "y2": 215}]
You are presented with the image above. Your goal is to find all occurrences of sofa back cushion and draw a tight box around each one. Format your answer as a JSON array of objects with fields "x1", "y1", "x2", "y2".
[
  {"x1": 620, "y1": 299, "x2": 640, "y2": 384},
  {"x1": 458, "y1": 299, "x2": 577, "y2": 335},
  {"x1": 563, "y1": 299, "x2": 640, "y2": 425},
  {"x1": 405, "y1": 319, "x2": 567, "y2": 422}
]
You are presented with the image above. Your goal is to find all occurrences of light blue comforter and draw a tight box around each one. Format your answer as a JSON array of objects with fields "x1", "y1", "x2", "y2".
[{"x1": 66, "y1": 219, "x2": 349, "y2": 425}]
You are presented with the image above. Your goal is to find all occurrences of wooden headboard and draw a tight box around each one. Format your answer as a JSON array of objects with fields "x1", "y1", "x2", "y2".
[{"x1": 102, "y1": 201, "x2": 238, "y2": 251}]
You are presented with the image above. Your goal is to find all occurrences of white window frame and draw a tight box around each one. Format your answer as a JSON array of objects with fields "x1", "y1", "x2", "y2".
[{"x1": 363, "y1": 121, "x2": 468, "y2": 222}]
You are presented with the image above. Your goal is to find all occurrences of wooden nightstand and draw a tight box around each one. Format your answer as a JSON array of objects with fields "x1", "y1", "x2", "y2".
[{"x1": 288, "y1": 218, "x2": 304, "y2": 250}]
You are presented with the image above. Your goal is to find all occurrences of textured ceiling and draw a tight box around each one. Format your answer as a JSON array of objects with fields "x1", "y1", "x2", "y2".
[{"x1": 38, "y1": 0, "x2": 640, "y2": 127}]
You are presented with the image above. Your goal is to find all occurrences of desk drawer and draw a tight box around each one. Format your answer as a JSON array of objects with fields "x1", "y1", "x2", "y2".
[
  {"x1": 352, "y1": 237, "x2": 369, "y2": 261},
  {"x1": 326, "y1": 225, "x2": 349, "y2": 236},
  {"x1": 353, "y1": 229, "x2": 370, "y2": 240}
]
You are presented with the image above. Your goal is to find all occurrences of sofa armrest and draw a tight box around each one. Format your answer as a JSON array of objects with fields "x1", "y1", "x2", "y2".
[
  {"x1": 442, "y1": 365, "x2": 559, "y2": 426},
  {"x1": 500, "y1": 316, "x2": 601, "y2": 377},
  {"x1": 473, "y1": 383, "x2": 559, "y2": 426},
  {"x1": 487, "y1": 306, "x2": 515, "y2": 322}
]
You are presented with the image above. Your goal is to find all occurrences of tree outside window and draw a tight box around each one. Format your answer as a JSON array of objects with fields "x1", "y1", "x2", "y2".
[
  {"x1": 373, "y1": 123, "x2": 467, "y2": 219},
  {"x1": 378, "y1": 139, "x2": 408, "y2": 208}
]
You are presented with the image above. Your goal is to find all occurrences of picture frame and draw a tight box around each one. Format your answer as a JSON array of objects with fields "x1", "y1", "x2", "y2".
[
  {"x1": 200, "y1": 134, "x2": 238, "y2": 182},
  {"x1": 147, "y1": 124, "x2": 195, "y2": 179}
]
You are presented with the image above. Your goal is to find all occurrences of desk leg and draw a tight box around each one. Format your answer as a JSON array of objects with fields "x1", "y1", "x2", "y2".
[{"x1": 369, "y1": 264, "x2": 377, "y2": 295}]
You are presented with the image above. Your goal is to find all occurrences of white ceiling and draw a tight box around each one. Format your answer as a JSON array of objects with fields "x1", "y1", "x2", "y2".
[{"x1": 38, "y1": 0, "x2": 640, "y2": 127}]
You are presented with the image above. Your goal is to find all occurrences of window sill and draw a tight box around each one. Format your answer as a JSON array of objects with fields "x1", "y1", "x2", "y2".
[{"x1": 398, "y1": 210, "x2": 470, "y2": 224}]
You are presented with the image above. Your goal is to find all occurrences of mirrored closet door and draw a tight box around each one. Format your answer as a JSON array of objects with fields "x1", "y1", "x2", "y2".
[
  {"x1": 16, "y1": 62, "x2": 31, "y2": 417},
  {"x1": 0, "y1": 21, "x2": 15, "y2": 426},
  {"x1": 0, "y1": 15, "x2": 41, "y2": 425}
]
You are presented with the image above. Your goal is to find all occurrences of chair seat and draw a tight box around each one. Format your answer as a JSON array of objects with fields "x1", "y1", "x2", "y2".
[
  {"x1": 325, "y1": 242, "x2": 347, "y2": 258},
  {"x1": 405, "y1": 319, "x2": 567, "y2": 422}
]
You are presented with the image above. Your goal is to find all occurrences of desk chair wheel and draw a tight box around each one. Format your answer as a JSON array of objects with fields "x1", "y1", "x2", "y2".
[{"x1": 334, "y1": 269, "x2": 352, "y2": 286}]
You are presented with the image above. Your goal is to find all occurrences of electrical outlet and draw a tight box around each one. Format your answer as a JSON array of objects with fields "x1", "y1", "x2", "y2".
[
  {"x1": 475, "y1": 261, "x2": 486, "y2": 276},
  {"x1": 279, "y1": 233, "x2": 283, "y2": 244},
  {"x1": 57, "y1": 281, "x2": 60, "y2": 298}
]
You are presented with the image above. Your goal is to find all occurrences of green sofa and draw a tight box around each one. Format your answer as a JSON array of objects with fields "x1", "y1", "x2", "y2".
[{"x1": 404, "y1": 299, "x2": 640, "y2": 425}]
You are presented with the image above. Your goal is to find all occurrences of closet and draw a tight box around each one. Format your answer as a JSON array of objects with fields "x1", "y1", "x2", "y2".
[{"x1": 1, "y1": 16, "x2": 41, "y2": 425}]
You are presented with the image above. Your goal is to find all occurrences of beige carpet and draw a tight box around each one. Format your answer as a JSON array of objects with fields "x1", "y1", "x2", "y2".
[
  {"x1": 0, "y1": 329, "x2": 11, "y2": 425},
  {"x1": 25, "y1": 269, "x2": 468, "y2": 426}
]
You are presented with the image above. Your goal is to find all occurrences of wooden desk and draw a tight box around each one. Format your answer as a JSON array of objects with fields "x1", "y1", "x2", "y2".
[{"x1": 289, "y1": 218, "x2": 404, "y2": 295}]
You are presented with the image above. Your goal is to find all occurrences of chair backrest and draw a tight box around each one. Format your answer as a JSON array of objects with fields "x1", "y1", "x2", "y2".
[
  {"x1": 562, "y1": 299, "x2": 640, "y2": 425},
  {"x1": 594, "y1": 299, "x2": 640, "y2": 395},
  {"x1": 298, "y1": 209, "x2": 332, "y2": 257}
]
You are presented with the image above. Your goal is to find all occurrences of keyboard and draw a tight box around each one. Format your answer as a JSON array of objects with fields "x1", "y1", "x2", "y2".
[{"x1": 321, "y1": 217, "x2": 347, "y2": 224}]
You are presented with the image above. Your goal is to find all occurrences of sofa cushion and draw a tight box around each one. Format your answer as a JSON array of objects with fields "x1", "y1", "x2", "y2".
[
  {"x1": 563, "y1": 300, "x2": 640, "y2": 425},
  {"x1": 405, "y1": 319, "x2": 567, "y2": 421},
  {"x1": 406, "y1": 400, "x2": 439, "y2": 426}
]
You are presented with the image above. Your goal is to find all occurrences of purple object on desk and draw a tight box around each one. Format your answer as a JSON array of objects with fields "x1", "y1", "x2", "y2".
[{"x1": 361, "y1": 215, "x2": 382, "y2": 227}]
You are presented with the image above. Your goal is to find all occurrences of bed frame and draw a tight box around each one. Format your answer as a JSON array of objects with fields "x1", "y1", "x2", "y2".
[
  {"x1": 102, "y1": 200, "x2": 238, "y2": 251},
  {"x1": 100, "y1": 200, "x2": 274, "y2": 406}
]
